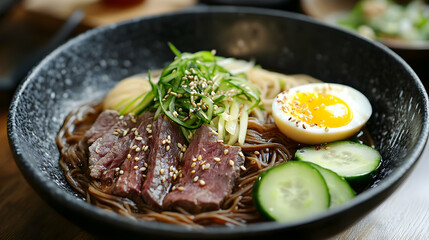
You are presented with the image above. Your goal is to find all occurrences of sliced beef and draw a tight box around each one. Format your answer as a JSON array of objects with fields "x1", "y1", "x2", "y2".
[
  {"x1": 91, "y1": 134, "x2": 134, "y2": 183},
  {"x1": 84, "y1": 110, "x2": 119, "y2": 146},
  {"x1": 88, "y1": 112, "x2": 142, "y2": 178},
  {"x1": 141, "y1": 114, "x2": 186, "y2": 209},
  {"x1": 112, "y1": 112, "x2": 155, "y2": 201},
  {"x1": 163, "y1": 125, "x2": 244, "y2": 214}
]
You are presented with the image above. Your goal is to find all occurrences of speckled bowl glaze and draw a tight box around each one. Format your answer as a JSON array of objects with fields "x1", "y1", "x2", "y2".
[{"x1": 8, "y1": 6, "x2": 429, "y2": 239}]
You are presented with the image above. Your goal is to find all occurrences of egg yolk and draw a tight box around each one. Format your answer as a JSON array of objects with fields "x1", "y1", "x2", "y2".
[{"x1": 285, "y1": 92, "x2": 352, "y2": 128}]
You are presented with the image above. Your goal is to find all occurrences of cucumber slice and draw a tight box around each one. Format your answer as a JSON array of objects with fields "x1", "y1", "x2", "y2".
[
  {"x1": 253, "y1": 161, "x2": 330, "y2": 223},
  {"x1": 309, "y1": 163, "x2": 355, "y2": 207},
  {"x1": 295, "y1": 141, "x2": 381, "y2": 182}
]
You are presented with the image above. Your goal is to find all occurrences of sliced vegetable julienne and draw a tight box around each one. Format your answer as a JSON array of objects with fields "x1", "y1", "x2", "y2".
[
  {"x1": 168, "y1": 42, "x2": 181, "y2": 58},
  {"x1": 121, "y1": 44, "x2": 261, "y2": 144},
  {"x1": 225, "y1": 101, "x2": 239, "y2": 135},
  {"x1": 117, "y1": 71, "x2": 157, "y2": 115},
  {"x1": 238, "y1": 105, "x2": 248, "y2": 145}
]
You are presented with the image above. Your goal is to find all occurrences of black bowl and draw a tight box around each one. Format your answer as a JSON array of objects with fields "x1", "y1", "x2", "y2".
[{"x1": 7, "y1": 6, "x2": 429, "y2": 239}]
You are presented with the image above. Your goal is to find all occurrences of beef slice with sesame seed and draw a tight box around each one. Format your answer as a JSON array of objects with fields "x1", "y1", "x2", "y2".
[
  {"x1": 112, "y1": 112, "x2": 154, "y2": 201},
  {"x1": 84, "y1": 110, "x2": 119, "y2": 146},
  {"x1": 141, "y1": 114, "x2": 186, "y2": 209},
  {"x1": 88, "y1": 112, "x2": 143, "y2": 180},
  {"x1": 163, "y1": 125, "x2": 243, "y2": 213}
]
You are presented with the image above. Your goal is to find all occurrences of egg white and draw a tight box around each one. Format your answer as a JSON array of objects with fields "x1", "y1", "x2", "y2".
[{"x1": 272, "y1": 83, "x2": 372, "y2": 145}]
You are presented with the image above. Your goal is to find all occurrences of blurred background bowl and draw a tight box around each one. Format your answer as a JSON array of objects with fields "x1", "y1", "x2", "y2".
[
  {"x1": 8, "y1": 6, "x2": 428, "y2": 239},
  {"x1": 300, "y1": 0, "x2": 429, "y2": 86}
]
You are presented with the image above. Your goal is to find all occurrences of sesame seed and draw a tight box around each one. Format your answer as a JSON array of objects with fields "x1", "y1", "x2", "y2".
[
  {"x1": 131, "y1": 145, "x2": 137, "y2": 150},
  {"x1": 177, "y1": 143, "x2": 183, "y2": 148},
  {"x1": 178, "y1": 187, "x2": 185, "y2": 191},
  {"x1": 238, "y1": 152, "x2": 244, "y2": 158},
  {"x1": 123, "y1": 129, "x2": 129, "y2": 136},
  {"x1": 214, "y1": 157, "x2": 221, "y2": 162},
  {"x1": 144, "y1": 145, "x2": 149, "y2": 151},
  {"x1": 204, "y1": 163, "x2": 210, "y2": 169},
  {"x1": 224, "y1": 149, "x2": 228, "y2": 155},
  {"x1": 134, "y1": 130, "x2": 139, "y2": 135},
  {"x1": 144, "y1": 162, "x2": 148, "y2": 167},
  {"x1": 127, "y1": 154, "x2": 131, "y2": 159},
  {"x1": 217, "y1": 139, "x2": 224, "y2": 143},
  {"x1": 167, "y1": 135, "x2": 171, "y2": 140},
  {"x1": 193, "y1": 176, "x2": 199, "y2": 182},
  {"x1": 142, "y1": 174, "x2": 147, "y2": 178},
  {"x1": 199, "y1": 180, "x2": 206, "y2": 186},
  {"x1": 148, "y1": 135, "x2": 152, "y2": 139},
  {"x1": 135, "y1": 147, "x2": 141, "y2": 152},
  {"x1": 179, "y1": 152, "x2": 183, "y2": 160},
  {"x1": 179, "y1": 173, "x2": 183, "y2": 178},
  {"x1": 115, "y1": 167, "x2": 120, "y2": 172},
  {"x1": 192, "y1": 157, "x2": 197, "y2": 162},
  {"x1": 191, "y1": 162, "x2": 196, "y2": 168},
  {"x1": 198, "y1": 155, "x2": 202, "y2": 161},
  {"x1": 166, "y1": 146, "x2": 170, "y2": 151},
  {"x1": 240, "y1": 166, "x2": 247, "y2": 171},
  {"x1": 200, "y1": 160, "x2": 206, "y2": 166},
  {"x1": 169, "y1": 166, "x2": 174, "y2": 172},
  {"x1": 112, "y1": 132, "x2": 119, "y2": 135},
  {"x1": 229, "y1": 160, "x2": 235, "y2": 166},
  {"x1": 160, "y1": 169, "x2": 165, "y2": 175},
  {"x1": 134, "y1": 166, "x2": 138, "y2": 170},
  {"x1": 135, "y1": 157, "x2": 140, "y2": 161},
  {"x1": 191, "y1": 170, "x2": 196, "y2": 174},
  {"x1": 131, "y1": 128, "x2": 137, "y2": 132},
  {"x1": 162, "y1": 177, "x2": 166, "y2": 183},
  {"x1": 119, "y1": 115, "x2": 124, "y2": 120},
  {"x1": 140, "y1": 167, "x2": 146, "y2": 172},
  {"x1": 172, "y1": 185, "x2": 177, "y2": 190},
  {"x1": 119, "y1": 170, "x2": 124, "y2": 175},
  {"x1": 254, "y1": 151, "x2": 260, "y2": 155},
  {"x1": 136, "y1": 137, "x2": 143, "y2": 141},
  {"x1": 131, "y1": 118, "x2": 136, "y2": 123}
]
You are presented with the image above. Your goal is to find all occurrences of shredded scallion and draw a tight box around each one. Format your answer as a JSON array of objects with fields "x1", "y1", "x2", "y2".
[{"x1": 117, "y1": 44, "x2": 261, "y2": 145}]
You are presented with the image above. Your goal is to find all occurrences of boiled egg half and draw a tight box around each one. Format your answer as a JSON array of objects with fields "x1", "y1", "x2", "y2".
[{"x1": 272, "y1": 83, "x2": 372, "y2": 144}]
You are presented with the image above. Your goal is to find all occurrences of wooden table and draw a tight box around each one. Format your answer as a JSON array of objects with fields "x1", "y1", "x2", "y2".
[{"x1": 1, "y1": 2, "x2": 429, "y2": 239}]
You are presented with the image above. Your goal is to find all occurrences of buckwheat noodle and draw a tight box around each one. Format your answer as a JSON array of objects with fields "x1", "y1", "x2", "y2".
[{"x1": 57, "y1": 103, "x2": 299, "y2": 227}]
